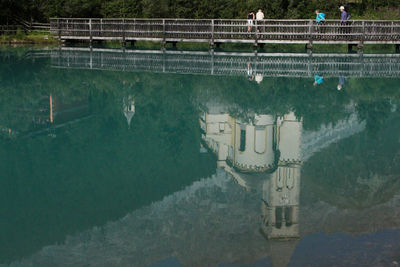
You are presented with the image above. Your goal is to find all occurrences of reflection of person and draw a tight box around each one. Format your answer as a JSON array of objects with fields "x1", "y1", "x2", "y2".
[
  {"x1": 247, "y1": 62, "x2": 254, "y2": 81},
  {"x1": 247, "y1": 11, "x2": 255, "y2": 32},
  {"x1": 337, "y1": 75, "x2": 346, "y2": 90},
  {"x1": 255, "y1": 74, "x2": 263, "y2": 84},
  {"x1": 314, "y1": 74, "x2": 324, "y2": 86}
]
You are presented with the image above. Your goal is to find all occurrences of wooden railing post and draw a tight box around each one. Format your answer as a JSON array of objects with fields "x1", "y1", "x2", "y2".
[
  {"x1": 307, "y1": 20, "x2": 313, "y2": 50},
  {"x1": 254, "y1": 19, "x2": 258, "y2": 48},
  {"x1": 391, "y1": 21, "x2": 394, "y2": 41},
  {"x1": 57, "y1": 19, "x2": 61, "y2": 40},
  {"x1": 122, "y1": 18, "x2": 126, "y2": 46},
  {"x1": 133, "y1": 19, "x2": 136, "y2": 38},
  {"x1": 359, "y1": 20, "x2": 365, "y2": 52},
  {"x1": 162, "y1": 19, "x2": 166, "y2": 48},
  {"x1": 210, "y1": 19, "x2": 214, "y2": 49},
  {"x1": 89, "y1": 19, "x2": 92, "y2": 45}
]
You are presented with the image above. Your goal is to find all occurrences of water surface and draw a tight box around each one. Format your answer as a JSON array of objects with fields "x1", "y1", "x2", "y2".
[{"x1": 1, "y1": 48, "x2": 399, "y2": 266}]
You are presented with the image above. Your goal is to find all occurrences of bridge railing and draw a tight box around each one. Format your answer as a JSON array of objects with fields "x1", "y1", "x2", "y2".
[{"x1": 50, "y1": 18, "x2": 400, "y2": 44}]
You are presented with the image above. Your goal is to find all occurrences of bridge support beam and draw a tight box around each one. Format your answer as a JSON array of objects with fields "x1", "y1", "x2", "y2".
[
  {"x1": 396, "y1": 44, "x2": 400, "y2": 53},
  {"x1": 305, "y1": 43, "x2": 312, "y2": 52},
  {"x1": 348, "y1": 43, "x2": 358, "y2": 53},
  {"x1": 209, "y1": 42, "x2": 214, "y2": 49},
  {"x1": 357, "y1": 43, "x2": 364, "y2": 53}
]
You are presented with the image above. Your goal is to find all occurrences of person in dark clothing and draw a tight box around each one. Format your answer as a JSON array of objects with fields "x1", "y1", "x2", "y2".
[
  {"x1": 340, "y1": 6, "x2": 348, "y2": 24},
  {"x1": 339, "y1": 6, "x2": 351, "y2": 36},
  {"x1": 247, "y1": 11, "x2": 255, "y2": 32}
]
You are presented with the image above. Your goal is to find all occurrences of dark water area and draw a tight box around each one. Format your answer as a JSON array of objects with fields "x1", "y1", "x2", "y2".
[{"x1": 0, "y1": 48, "x2": 399, "y2": 267}]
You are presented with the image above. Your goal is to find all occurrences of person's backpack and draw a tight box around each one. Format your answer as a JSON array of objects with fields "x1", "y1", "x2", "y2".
[{"x1": 346, "y1": 11, "x2": 351, "y2": 20}]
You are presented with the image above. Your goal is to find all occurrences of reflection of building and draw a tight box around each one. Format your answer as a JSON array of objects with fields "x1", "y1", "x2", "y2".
[
  {"x1": 261, "y1": 113, "x2": 302, "y2": 240},
  {"x1": 0, "y1": 94, "x2": 90, "y2": 138},
  {"x1": 123, "y1": 96, "x2": 135, "y2": 128},
  {"x1": 201, "y1": 104, "x2": 302, "y2": 241},
  {"x1": 200, "y1": 103, "x2": 276, "y2": 173}
]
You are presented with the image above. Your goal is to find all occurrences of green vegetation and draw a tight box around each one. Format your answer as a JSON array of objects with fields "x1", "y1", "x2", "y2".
[
  {"x1": 0, "y1": 31, "x2": 57, "y2": 44},
  {"x1": 303, "y1": 112, "x2": 400, "y2": 209},
  {"x1": 1, "y1": 0, "x2": 399, "y2": 23}
]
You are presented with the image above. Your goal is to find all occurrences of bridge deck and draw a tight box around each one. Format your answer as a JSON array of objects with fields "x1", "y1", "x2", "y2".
[
  {"x1": 50, "y1": 19, "x2": 400, "y2": 47},
  {"x1": 44, "y1": 47, "x2": 400, "y2": 78}
]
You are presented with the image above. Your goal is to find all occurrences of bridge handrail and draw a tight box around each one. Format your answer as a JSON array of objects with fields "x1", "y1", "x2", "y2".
[{"x1": 50, "y1": 18, "x2": 400, "y2": 45}]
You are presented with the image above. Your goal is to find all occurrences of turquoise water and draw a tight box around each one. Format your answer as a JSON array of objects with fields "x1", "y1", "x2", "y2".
[{"x1": 1, "y1": 48, "x2": 399, "y2": 266}]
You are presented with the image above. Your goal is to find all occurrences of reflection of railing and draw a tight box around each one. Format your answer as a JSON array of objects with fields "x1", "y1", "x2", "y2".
[
  {"x1": 50, "y1": 18, "x2": 400, "y2": 45},
  {"x1": 49, "y1": 47, "x2": 400, "y2": 78}
]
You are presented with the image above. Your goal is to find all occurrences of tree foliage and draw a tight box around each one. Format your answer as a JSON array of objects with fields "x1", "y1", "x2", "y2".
[{"x1": 1, "y1": 0, "x2": 399, "y2": 23}]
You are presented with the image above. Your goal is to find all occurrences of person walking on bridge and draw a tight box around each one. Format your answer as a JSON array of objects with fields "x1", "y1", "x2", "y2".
[
  {"x1": 339, "y1": 6, "x2": 349, "y2": 25},
  {"x1": 315, "y1": 10, "x2": 325, "y2": 25},
  {"x1": 247, "y1": 11, "x2": 255, "y2": 32},
  {"x1": 315, "y1": 9, "x2": 326, "y2": 38},
  {"x1": 256, "y1": 9, "x2": 265, "y2": 35},
  {"x1": 339, "y1": 6, "x2": 348, "y2": 34}
]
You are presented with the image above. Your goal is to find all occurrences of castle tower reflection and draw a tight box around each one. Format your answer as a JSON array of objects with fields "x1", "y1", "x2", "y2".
[
  {"x1": 123, "y1": 96, "x2": 135, "y2": 128},
  {"x1": 201, "y1": 103, "x2": 302, "y2": 240}
]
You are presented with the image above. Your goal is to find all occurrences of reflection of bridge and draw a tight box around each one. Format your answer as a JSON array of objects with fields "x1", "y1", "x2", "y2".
[{"x1": 50, "y1": 47, "x2": 400, "y2": 78}]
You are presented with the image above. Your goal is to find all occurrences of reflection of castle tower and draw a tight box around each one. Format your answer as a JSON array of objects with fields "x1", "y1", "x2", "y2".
[
  {"x1": 261, "y1": 113, "x2": 302, "y2": 240},
  {"x1": 261, "y1": 165, "x2": 301, "y2": 240},
  {"x1": 200, "y1": 103, "x2": 277, "y2": 173},
  {"x1": 123, "y1": 96, "x2": 135, "y2": 128},
  {"x1": 233, "y1": 115, "x2": 276, "y2": 172},
  {"x1": 201, "y1": 104, "x2": 302, "y2": 241}
]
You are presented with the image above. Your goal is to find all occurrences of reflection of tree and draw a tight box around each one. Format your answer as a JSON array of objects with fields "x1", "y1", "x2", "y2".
[
  {"x1": 356, "y1": 99, "x2": 392, "y2": 137},
  {"x1": 0, "y1": 81, "x2": 216, "y2": 263},
  {"x1": 302, "y1": 113, "x2": 400, "y2": 209}
]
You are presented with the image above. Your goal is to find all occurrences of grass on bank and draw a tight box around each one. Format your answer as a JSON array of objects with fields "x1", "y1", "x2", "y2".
[
  {"x1": 0, "y1": 30, "x2": 58, "y2": 45},
  {"x1": 1, "y1": 27, "x2": 399, "y2": 54}
]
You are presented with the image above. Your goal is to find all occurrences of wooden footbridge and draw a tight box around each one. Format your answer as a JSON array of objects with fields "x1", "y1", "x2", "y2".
[
  {"x1": 47, "y1": 47, "x2": 400, "y2": 78},
  {"x1": 50, "y1": 18, "x2": 400, "y2": 51}
]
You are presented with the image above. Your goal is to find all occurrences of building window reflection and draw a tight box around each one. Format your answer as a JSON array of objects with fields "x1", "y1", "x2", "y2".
[{"x1": 239, "y1": 126, "x2": 246, "y2": 152}]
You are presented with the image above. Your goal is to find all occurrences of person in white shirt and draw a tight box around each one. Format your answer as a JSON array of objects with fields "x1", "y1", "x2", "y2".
[
  {"x1": 256, "y1": 9, "x2": 265, "y2": 34},
  {"x1": 256, "y1": 9, "x2": 264, "y2": 20}
]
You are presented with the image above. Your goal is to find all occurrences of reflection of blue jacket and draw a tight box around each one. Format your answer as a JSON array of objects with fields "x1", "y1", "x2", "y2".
[
  {"x1": 314, "y1": 74, "x2": 324, "y2": 84},
  {"x1": 339, "y1": 75, "x2": 346, "y2": 85},
  {"x1": 316, "y1": 13, "x2": 325, "y2": 23}
]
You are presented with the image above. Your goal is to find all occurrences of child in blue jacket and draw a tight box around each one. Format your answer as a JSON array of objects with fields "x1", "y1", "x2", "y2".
[{"x1": 315, "y1": 10, "x2": 326, "y2": 24}]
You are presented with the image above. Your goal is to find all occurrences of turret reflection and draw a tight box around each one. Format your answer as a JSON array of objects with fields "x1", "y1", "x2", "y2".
[
  {"x1": 201, "y1": 104, "x2": 302, "y2": 240},
  {"x1": 123, "y1": 96, "x2": 135, "y2": 128}
]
